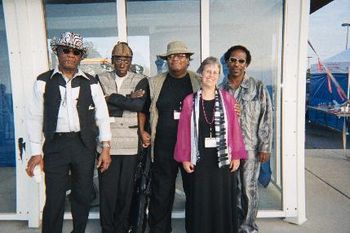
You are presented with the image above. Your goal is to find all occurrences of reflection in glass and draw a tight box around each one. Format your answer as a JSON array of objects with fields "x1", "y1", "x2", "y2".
[
  {"x1": 0, "y1": 0, "x2": 16, "y2": 213},
  {"x1": 210, "y1": 0, "x2": 284, "y2": 210},
  {"x1": 127, "y1": 0, "x2": 200, "y2": 76},
  {"x1": 44, "y1": 0, "x2": 118, "y2": 213},
  {"x1": 45, "y1": 1, "x2": 118, "y2": 76}
]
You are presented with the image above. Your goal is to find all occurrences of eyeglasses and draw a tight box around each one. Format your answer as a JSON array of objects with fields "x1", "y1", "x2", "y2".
[
  {"x1": 113, "y1": 57, "x2": 131, "y2": 65},
  {"x1": 61, "y1": 47, "x2": 82, "y2": 56},
  {"x1": 228, "y1": 57, "x2": 246, "y2": 64},
  {"x1": 203, "y1": 69, "x2": 220, "y2": 76},
  {"x1": 167, "y1": 54, "x2": 187, "y2": 60}
]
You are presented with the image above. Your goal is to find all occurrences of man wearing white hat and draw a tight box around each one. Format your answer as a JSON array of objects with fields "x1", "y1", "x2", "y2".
[
  {"x1": 138, "y1": 41, "x2": 201, "y2": 233},
  {"x1": 97, "y1": 41, "x2": 148, "y2": 233},
  {"x1": 26, "y1": 32, "x2": 111, "y2": 233}
]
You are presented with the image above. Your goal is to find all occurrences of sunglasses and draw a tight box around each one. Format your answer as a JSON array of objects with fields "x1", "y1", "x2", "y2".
[
  {"x1": 61, "y1": 47, "x2": 82, "y2": 56},
  {"x1": 228, "y1": 57, "x2": 246, "y2": 64}
]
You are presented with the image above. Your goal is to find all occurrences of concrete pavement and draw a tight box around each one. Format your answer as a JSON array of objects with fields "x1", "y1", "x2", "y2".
[{"x1": 1, "y1": 148, "x2": 349, "y2": 233}]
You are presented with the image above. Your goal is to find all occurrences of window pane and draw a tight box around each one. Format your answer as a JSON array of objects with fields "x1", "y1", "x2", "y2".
[
  {"x1": 0, "y1": 0, "x2": 16, "y2": 213},
  {"x1": 45, "y1": 0, "x2": 118, "y2": 75},
  {"x1": 127, "y1": 0, "x2": 200, "y2": 76},
  {"x1": 210, "y1": 0, "x2": 284, "y2": 210}
]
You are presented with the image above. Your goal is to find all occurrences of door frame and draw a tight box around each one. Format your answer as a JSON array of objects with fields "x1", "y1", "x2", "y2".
[{"x1": 1, "y1": 0, "x2": 308, "y2": 227}]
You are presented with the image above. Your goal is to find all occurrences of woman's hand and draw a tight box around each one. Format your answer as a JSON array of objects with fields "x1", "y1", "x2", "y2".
[
  {"x1": 229, "y1": 159, "x2": 240, "y2": 172},
  {"x1": 183, "y1": 161, "x2": 195, "y2": 173}
]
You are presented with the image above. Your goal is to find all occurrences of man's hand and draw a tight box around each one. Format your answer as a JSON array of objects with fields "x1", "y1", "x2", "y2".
[
  {"x1": 26, "y1": 155, "x2": 44, "y2": 177},
  {"x1": 97, "y1": 149, "x2": 111, "y2": 173},
  {"x1": 234, "y1": 103, "x2": 241, "y2": 117},
  {"x1": 183, "y1": 161, "x2": 195, "y2": 173},
  {"x1": 130, "y1": 89, "x2": 145, "y2": 99},
  {"x1": 141, "y1": 131, "x2": 151, "y2": 148},
  {"x1": 229, "y1": 159, "x2": 240, "y2": 172},
  {"x1": 258, "y1": 152, "x2": 270, "y2": 163}
]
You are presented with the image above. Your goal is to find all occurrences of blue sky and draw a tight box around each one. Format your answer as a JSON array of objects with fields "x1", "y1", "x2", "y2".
[{"x1": 308, "y1": 0, "x2": 350, "y2": 66}]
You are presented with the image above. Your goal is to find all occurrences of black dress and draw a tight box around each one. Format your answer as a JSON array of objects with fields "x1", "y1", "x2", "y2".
[{"x1": 186, "y1": 99, "x2": 238, "y2": 233}]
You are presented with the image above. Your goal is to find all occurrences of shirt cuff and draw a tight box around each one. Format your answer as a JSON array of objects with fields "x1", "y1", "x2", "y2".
[
  {"x1": 98, "y1": 124, "x2": 112, "y2": 142},
  {"x1": 30, "y1": 142, "x2": 43, "y2": 156}
]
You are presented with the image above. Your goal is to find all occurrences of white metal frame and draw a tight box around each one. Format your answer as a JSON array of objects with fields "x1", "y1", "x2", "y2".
[
  {"x1": 2, "y1": 0, "x2": 49, "y2": 227},
  {"x1": 1, "y1": 0, "x2": 308, "y2": 227},
  {"x1": 281, "y1": 0, "x2": 308, "y2": 224}
]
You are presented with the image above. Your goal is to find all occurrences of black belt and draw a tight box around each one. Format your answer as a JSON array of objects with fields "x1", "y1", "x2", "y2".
[{"x1": 54, "y1": 132, "x2": 80, "y2": 137}]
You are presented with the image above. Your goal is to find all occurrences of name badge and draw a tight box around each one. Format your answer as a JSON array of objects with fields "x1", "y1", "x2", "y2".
[
  {"x1": 174, "y1": 110, "x2": 180, "y2": 120},
  {"x1": 205, "y1": 137, "x2": 217, "y2": 148}
]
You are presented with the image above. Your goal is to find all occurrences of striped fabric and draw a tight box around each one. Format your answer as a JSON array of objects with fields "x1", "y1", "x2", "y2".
[{"x1": 214, "y1": 89, "x2": 230, "y2": 167}]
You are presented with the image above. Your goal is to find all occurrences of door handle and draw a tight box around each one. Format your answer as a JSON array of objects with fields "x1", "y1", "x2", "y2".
[{"x1": 18, "y1": 137, "x2": 26, "y2": 161}]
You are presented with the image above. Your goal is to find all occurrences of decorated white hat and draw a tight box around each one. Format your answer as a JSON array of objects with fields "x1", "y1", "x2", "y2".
[{"x1": 50, "y1": 32, "x2": 88, "y2": 58}]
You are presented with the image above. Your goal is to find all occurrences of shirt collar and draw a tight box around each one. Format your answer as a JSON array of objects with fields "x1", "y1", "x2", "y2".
[
  {"x1": 224, "y1": 73, "x2": 249, "y2": 90},
  {"x1": 50, "y1": 67, "x2": 89, "y2": 80}
]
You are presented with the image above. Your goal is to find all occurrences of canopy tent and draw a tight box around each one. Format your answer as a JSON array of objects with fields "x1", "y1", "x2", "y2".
[{"x1": 308, "y1": 49, "x2": 350, "y2": 131}]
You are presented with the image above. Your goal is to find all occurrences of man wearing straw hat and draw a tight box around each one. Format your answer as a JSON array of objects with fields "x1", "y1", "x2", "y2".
[
  {"x1": 26, "y1": 32, "x2": 111, "y2": 233},
  {"x1": 138, "y1": 41, "x2": 200, "y2": 233}
]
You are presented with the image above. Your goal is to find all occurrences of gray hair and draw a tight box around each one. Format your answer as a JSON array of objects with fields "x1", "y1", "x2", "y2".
[{"x1": 196, "y1": 56, "x2": 221, "y2": 75}]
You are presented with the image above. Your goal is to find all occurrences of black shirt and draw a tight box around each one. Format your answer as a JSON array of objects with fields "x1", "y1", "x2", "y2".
[{"x1": 155, "y1": 73, "x2": 193, "y2": 149}]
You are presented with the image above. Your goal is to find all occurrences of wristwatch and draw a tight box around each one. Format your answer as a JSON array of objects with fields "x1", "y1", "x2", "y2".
[{"x1": 102, "y1": 142, "x2": 111, "y2": 148}]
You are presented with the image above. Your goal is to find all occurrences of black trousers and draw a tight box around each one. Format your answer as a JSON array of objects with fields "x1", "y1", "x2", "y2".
[
  {"x1": 99, "y1": 155, "x2": 138, "y2": 233},
  {"x1": 148, "y1": 146, "x2": 188, "y2": 233},
  {"x1": 42, "y1": 133, "x2": 95, "y2": 233}
]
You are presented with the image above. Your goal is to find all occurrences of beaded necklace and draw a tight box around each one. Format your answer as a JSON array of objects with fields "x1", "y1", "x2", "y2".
[{"x1": 200, "y1": 92, "x2": 216, "y2": 137}]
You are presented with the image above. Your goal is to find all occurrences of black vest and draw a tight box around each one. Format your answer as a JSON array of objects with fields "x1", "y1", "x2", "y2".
[{"x1": 37, "y1": 70, "x2": 98, "y2": 150}]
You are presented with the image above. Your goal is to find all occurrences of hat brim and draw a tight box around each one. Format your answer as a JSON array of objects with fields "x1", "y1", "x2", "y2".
[
  {"x1": 50, "y1": 42, "x2": 88, "y2": 59},
  {"x1": 158, "y1": 52, "x2": 194, "y2": 60}
]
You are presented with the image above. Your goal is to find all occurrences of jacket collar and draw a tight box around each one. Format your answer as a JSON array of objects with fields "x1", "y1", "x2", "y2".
[{"x1": 50, "y1": 67, "x2": 89, "y2": 80}]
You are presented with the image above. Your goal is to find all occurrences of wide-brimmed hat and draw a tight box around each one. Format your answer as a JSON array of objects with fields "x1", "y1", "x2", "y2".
[
  {"x1": 158, "y1": 41, "x2": 194, "y2": 60},
  {"x1": 50, "y1": 32, "x2": 88, "y2": 58},
  {"x1": 112, "y1": 41, "x2": 133, "y2": 58}
]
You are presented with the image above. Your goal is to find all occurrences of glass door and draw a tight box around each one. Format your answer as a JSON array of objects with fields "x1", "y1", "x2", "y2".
[
  {"x1": 209, "y1": 0, "x2": 284, "y2": 212},
  {"x1": 0, "y1": 0, "x2": 16, "y2": 214}
]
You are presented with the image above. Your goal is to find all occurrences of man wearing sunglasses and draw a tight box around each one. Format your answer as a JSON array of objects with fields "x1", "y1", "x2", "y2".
[
  {"x1": 220, "y1": 45, "x2": 273, "y2": 233},
  {"x1": 26, "y1": 32, "x2": 111, "y2": 233},
  {"x1": 97, "y1": 41, "x2": 148, "y2": 233}
]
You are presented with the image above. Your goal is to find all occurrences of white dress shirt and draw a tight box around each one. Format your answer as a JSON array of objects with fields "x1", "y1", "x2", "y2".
[
  {"x1": 27, "y1": 67, "x2": 111, "y2": 155},
  {"x1": 115, "y1": 72, "x2": 127, "y2": 92}
]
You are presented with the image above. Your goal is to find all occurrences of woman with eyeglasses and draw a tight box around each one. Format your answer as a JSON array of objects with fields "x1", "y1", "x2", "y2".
[{"x1": 174, "y1": 56, "x2": 247, "y2": 233}]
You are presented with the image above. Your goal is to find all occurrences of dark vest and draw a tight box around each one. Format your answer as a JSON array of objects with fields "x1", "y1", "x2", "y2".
[{"x1": 37, "y1": 70, "x2": 98, "y2": 150}]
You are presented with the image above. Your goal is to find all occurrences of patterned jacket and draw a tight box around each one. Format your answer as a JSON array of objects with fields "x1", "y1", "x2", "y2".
[{"x1": 220, "y1": 74, "x2": 273, "y2": 153}]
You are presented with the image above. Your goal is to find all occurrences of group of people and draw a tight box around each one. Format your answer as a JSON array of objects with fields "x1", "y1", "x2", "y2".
[{"x1": 25, "y1": 31, "x2": 272, "y2": 233}]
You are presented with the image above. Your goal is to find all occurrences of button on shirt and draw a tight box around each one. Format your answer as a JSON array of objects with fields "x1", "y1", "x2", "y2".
[{"x1": 27, "y1": 68, "x2": 111, "y2": 155}]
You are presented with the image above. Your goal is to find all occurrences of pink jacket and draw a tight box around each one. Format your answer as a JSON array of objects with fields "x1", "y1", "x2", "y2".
[{"x1": 174, "y1": 89, "x2": 247, "y2": 164}]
